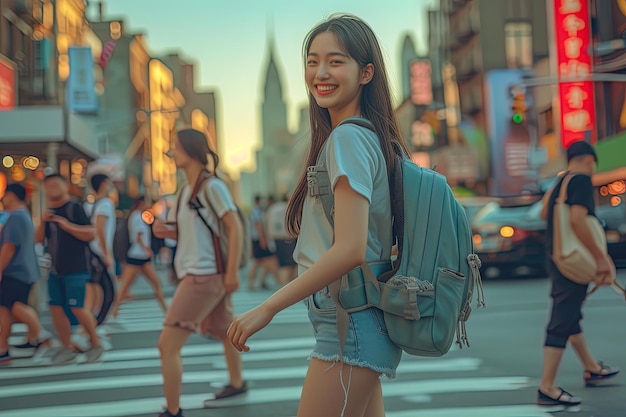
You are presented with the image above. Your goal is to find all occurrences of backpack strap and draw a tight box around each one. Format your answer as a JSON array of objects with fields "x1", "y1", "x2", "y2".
[
  {"x1": 189, "y1": 171, "x2": 226, "y2": 274},
  {"x1": 318, "y1": 118, "x2": 396, "y2": 384},
  {"x1": 200, "y1": 175, "x2": 228, "y2": 273},
  {"x1": 335, "y1": 117, "x2": 403, "y2": 282}
]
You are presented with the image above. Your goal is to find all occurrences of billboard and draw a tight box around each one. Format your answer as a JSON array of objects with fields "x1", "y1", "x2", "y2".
[
  {"x1": 552, "y1": 0, "x2": 596, "y2": 147},
  {"x1": 67, "y1": 46, "x2": 98, "y2": 114},
  {"x1": 0, "y1": 54, "x2": 16, "y2": 111},
  {"x1": 484, "y1": 70, "x2": 535, "y2": 197}
]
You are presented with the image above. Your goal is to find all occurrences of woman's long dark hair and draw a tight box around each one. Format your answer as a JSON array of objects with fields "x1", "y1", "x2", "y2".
[{"x1": 285, "y1": 14, "x2": 409, "y2": 237}]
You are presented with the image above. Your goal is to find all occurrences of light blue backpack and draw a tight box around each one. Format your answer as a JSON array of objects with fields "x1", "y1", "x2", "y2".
[{"x1": 312, "y1": 118, "x2": 485, "y2": 357}]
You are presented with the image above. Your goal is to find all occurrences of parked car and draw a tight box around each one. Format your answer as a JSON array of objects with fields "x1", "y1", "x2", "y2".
[
  {"x1": 470, "y1": 181, "x2": 626, "y2": 278},
  {"x1": 597, "y1": 200, "x2": 626, "y2": 268},
  {"x1": 471, "y1": 199, "x2": 547, "y2": 279}
]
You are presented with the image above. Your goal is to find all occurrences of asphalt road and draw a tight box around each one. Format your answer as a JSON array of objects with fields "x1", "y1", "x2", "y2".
[{"x1": 1, "y1": 268, "x2": 624, "y2": 417}]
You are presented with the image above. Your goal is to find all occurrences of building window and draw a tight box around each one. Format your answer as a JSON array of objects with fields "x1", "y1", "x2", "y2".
[{"x1": 505, "y1": 22, "x2": 533, "y2": 68}]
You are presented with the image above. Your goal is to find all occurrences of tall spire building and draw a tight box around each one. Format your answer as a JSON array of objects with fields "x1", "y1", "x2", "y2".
[
  {"x1": 240, "y1": 36, "x2": 295, "y2": 204},
  {"x1": 400, "y1": 34, "x2": 419, "y2": 100}
]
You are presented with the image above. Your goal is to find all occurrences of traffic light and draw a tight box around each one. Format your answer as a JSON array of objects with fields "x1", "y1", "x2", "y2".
[{"x1": 511, "y1": 92, "x2": 527, "y2": 124}]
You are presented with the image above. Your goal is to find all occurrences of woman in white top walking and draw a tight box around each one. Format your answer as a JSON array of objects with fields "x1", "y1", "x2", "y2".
[
  {"x1": 153, "y1": 128, "x2": 246, "y2": 417},
  {"x1": 109, "y1": 197, "x2": 167, "y2": 318}
]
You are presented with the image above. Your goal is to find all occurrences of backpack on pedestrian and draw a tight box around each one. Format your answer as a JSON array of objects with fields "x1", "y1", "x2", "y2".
[
  {"x1": 177, "y1": 170, "x2": 251, "y2": 272},
  {"x1": 319, "y1": 118, "x2": 485, "y2": 358}
]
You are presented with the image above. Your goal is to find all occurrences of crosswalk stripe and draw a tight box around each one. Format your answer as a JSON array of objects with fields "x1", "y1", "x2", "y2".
[
  {"x1": 0, "y1": 358, "x2": 482, "y2": 399},
  {"x1": 386, "y1": 405, "x2": 562, "y2": 417},
  {"x1": 0, "y1": 377, "x2": 530, "y2": 417},
  {"x1": 0, "y1": 348, "x2": 311, "y2": 380}
]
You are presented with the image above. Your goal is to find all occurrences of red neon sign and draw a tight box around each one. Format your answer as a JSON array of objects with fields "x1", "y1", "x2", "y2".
[
  {"x1": 553, "y1": 0, "x2": 596, "y2": 147},
  {"x1": 0, "y1": 55, "x2": 16, "y2": 111}
]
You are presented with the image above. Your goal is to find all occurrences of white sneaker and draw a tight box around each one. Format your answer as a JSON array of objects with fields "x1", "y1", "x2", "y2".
[
  {"x1": 51, "y1": 348, "x2": 78, "y2": 365},
  {"x1": 84, "y1": 346, "x2": 104, "y2": 363}
]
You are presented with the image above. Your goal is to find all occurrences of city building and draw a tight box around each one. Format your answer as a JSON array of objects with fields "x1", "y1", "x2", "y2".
[
  {"x1": 436, "y1": 0, "x2": 625, "y2": 197},
  {"x1": 0, "y1": 0, "x2": 103, "y2": 214},
  {"x1": 436, "y1": 0, "x2": 550, "y2": 196},
  {"x1": 240, "y1": 37, "x2": 298, "y2": 206},
  {"x1": 585, "y1": 0, "x2": 626, "y2": 173},
  {"x1": 88, "y1": 15, "x2": 153, "y2": 204}
]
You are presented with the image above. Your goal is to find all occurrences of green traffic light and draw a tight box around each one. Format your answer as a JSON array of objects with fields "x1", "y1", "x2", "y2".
[{"x1": 512, "y1": 113, "x2": 524, "y2": 124}]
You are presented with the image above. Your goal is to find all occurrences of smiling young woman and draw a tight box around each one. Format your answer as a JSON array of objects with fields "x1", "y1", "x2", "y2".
[{"x1": 227, "y1": 14, "x2": 410, "y2": 417}]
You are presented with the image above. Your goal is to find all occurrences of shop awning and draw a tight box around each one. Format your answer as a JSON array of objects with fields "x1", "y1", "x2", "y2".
[{"x1": 595, "y1": 132, "x2": 626, "y2": 172}]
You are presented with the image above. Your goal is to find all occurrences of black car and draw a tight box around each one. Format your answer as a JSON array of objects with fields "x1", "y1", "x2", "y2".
[
  {"x1": 597, "y1": 199, "x2": 626, "y2": 268},
  {"x1": 471, "y1": 183, "x2": 626, "y2": 278},
  {"x1": 471, "y1": 199, "x2": 547, "y2": 279}
]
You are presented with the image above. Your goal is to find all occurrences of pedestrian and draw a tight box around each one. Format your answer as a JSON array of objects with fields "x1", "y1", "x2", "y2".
[
  {"x1": 109, "y1": 197, "x2": 167, "y2": 318},
  {"x1": 247, "y1": 195, "x2": 276, "y2": 290},
  {"x1": 35, "y1": 174, "x2": 103, "y2": 364},
  {"x1": 537, "y1": 141, "x2": 620, "y2": 407},
  {"x1": 265, "y1": 193, "x2": 297, "y2": 286},
  {"x1": 228, "y1": 14, "x2": 410, "y2": 417},
  {"x1": 0, "y1": 184, "x2": 52, "y2": 363},
  {"x1": 86, "y1": 174, "x2": 116, "y2": 322},
  {"x1": 153, "y1": 128, "x2": 246, "y2": 417}
]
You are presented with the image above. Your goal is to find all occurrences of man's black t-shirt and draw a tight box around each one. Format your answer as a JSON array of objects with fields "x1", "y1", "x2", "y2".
[
  {"x1": 45, "y1": 200, "x2": 91, "y2": 275},
  {"x1": 546, "y1": 173, "x2": 595, "y2": 256}
]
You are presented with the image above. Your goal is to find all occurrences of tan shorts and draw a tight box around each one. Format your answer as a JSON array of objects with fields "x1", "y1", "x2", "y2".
[{"x1": 163, "y1": 273, "x2": 234, "y2": 338}]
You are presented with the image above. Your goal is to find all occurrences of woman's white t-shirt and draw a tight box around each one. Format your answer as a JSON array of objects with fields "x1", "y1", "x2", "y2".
[
  {"x1": 127, "y1": 210, "x2": 151, "y2": 260},
  {"x1": 168, "y1": 178, "x2": 236, "y2": 278},
  {"x1": 292, "y1": 121, "x2": 392, "y2": 275},
  {"x1": 89, "y1": 197, "x2": 116, "y2": 259}
]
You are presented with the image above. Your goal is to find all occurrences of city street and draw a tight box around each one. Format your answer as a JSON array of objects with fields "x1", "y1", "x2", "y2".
[{"x1": 0, "y1": 269, "x2": 624, "y2": 417}]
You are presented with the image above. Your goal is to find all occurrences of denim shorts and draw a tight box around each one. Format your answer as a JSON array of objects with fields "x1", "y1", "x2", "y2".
[
  {"x1": 48, "y1": 272, "x2": 90, "y2": 308},
  {"x1": 306, "y1": 286, "x2": 402, "y2": 379}
]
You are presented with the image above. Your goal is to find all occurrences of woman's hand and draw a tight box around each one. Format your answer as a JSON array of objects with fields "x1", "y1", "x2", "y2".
[
  {"x1": 223, "y1": 270, "x2": 240, "y2": 294},
  {"x1": 227, "y1": 303, "x2": 276, "y2": 352}
]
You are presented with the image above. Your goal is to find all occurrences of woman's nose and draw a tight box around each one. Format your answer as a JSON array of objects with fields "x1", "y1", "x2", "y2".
[{"x1": 316, "y1": 64, "x2": 330, "y2": 80}]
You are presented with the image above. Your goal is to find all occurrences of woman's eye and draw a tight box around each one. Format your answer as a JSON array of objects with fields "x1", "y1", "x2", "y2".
[{"x1": 307, "y1": 60, "x2": 317, "y2": 65}]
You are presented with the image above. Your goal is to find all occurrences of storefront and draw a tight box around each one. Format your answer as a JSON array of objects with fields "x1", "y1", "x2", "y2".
[{"x1": 0, "y1": 105, "x2": 99, "y2": 218}]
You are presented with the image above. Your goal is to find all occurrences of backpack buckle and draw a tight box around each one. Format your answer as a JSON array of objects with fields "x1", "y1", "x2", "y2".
[{"x1": 307, "y1": 166, "x2": 320, "y2": 197}]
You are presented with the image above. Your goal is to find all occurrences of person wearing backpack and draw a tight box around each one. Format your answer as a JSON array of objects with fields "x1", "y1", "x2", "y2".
[
  {"x1": 228, "y1": 15, "x2": 413, "y2": 417},
  {"x1": 85, "y1": 174, "x2": 117, "y2": 325},
  {"x1": 153, "y1": 128, "x2": 246, "y2": 417}
]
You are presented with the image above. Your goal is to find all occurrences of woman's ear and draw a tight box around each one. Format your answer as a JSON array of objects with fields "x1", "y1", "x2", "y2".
[{"x1": 360, "y1": 63, "x2": 374, "y2": 85}]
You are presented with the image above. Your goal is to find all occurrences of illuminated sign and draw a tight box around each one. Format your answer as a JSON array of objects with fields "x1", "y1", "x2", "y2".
[
  {"x1": 552, "y1": 0, "x2": 596, "y2": 147},
  {"x1": 0, "y1": 54, "x2": 16, "y2": 111},
  {"x1": 410, "y1": 60, "x2": 433, "y2": 106}
]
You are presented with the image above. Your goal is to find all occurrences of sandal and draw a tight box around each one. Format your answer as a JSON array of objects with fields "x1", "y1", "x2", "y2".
[
  {"x1": 537, "y1": 387, "x2": 582, "y2": 406},
  {"x1": 585, "y1": 361, "x2": 620, "y2": 386}
]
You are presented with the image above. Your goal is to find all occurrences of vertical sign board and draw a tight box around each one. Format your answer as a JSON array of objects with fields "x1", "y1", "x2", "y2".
[
  {"x1": 0, "y1": 54, "x2": 16, "y2": 111},
  {"x1": 67, "y1": 46, "x2": 98, "y2": 114},
  {"x1": 552, "y1": 0, "x2": 596, "y2": 147},
  {"x1": 410, "y1": 60, "x2": 433, "y2": 106}
]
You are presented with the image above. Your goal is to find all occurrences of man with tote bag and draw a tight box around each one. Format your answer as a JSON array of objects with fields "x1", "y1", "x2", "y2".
[{"x1": 537, "y1": 141, "x2": 620, "y2": 408}]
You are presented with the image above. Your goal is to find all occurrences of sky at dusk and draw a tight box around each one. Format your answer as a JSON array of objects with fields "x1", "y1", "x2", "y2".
[{"x1": 90, "y1": 0, "x2": 437, "y2": 175}]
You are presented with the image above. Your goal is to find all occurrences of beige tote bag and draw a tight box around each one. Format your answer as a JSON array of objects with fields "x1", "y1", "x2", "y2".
[{"x1": 552, "y1": 174, "x2": 609, "y2": 285}]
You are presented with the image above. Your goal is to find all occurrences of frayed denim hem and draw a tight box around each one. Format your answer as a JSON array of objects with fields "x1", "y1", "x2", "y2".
[{"x1": 308, "y1": 352, "x2": 396, "y2": 380}]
